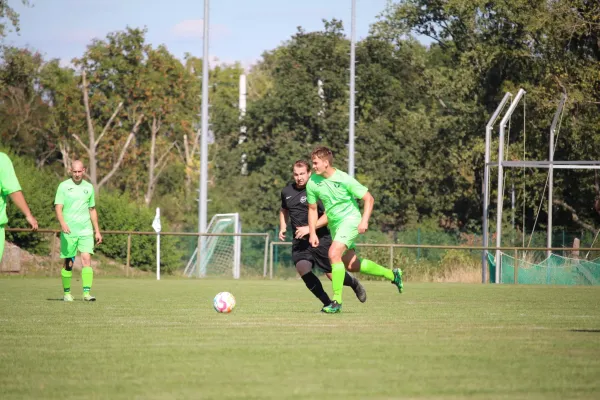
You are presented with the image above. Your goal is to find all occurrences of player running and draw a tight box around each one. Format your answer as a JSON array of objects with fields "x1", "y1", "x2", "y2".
[
  {"x1": 306, "y1": 147, "x2": 403, "y2": 313},
  {"x1": 280, "y1": 160, "x2": 366, "y2": 309},
  {"x1": 0, "y1": 152, "x2": 38, "y2": 264},
  {"x1": 55, "y1": 160, "x2": 102, "y2": 302}
]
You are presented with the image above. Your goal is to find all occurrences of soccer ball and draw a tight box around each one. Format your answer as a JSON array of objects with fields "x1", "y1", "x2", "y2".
[{"x1": 213, "y1": 292, "x2": 236, "y2": 313}]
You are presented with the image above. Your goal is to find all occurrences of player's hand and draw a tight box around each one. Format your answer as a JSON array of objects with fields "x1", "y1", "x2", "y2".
[
  {"x1": 295, "y1": 226, "x2": 310, "y2": 239},
  {"x1": 278, "y1": 229, "x2": 286, "y2": 241},
  {"x1": 95, "y1": 232, "x2": 103, "y2": 245},
  {"x1": 61, "y1": 223, "x2": 70, "y2": 234},
  {"x1": 309, "y1": 233, "x2": 319, "y2": 248},
  {"x1": 358, "y1": 221, "x2": 369, "y2": 234},
  {"x1": 26, "y1": 215, "x2": 38, "y2": 231}
]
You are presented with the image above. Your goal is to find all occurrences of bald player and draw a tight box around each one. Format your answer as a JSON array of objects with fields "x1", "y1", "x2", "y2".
[{"x1": 55, "y1": 160, "x2": 102, "y2": 302}]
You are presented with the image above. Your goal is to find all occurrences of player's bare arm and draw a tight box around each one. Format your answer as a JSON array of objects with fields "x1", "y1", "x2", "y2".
[
  {"x1": 308, "y1": 203, "x2": 319, "y2": 247},
  {"x1": 295, "y1": 213, "x2": 327, "y2": 239},
  {"x1": 55, "y1": 204, "x2": 70, "y2": 234},
  {"x1": 89, "y1": 207, "x2": 102, "y2": 244},
  {"x1": 279, "y1": 208, "x2": 289, "y2": 241},
  {"x1": 358, "y1": 192, "x2": 374, "y2": 234},
  {"x1": 8, "y1": 191, "x2": 38, "y2": 230}
]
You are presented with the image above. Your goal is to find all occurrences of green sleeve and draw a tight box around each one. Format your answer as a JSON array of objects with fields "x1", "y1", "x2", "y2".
[
  {"x1": 306, "y1": 181, "x2": 317, "y2": 204},
  {"x1": 345, "y1": 176, "x2": 368, "y2": 200},
  {"x1": 54, "y1": 184, "x2": 64, "y2": 205},
  {"x1": 88, "y1": 186, "x2": 96, "y2": 208},
  {"x1": 0, "y1": 153, "x2": 22, "y2": 196}
]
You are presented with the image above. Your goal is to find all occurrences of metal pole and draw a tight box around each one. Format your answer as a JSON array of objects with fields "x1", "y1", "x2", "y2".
[
  {"x1": 483, "y1": 92, "x2": 512, "y2": 283},
  {"x1": 348, "y1": 0, "x2": 356, "y2": 177},
  {"x1": 198, "y1": 0, "x2": 210, "y2": 277},
  {"x1": 156, "y1": 232, "x2": 160, "y2": 281},
  {"x1": 547, "y1": 93, "x2": 567, "y2": 258},
  {"x1": 239, "y1": 74, "x2": 247, "y2": 175},
  {"x1": 268, "y1": 242, "x2": 273, "y2": 278},
  {"x1": 51, "y1": 233, "x2": 57, "y2": 277},
  {"x1": 126, "y1": 233, "x2": 131, "y2": 277},
  {"x1": 496, "y1": 88, "x2": 526, "y2": 284}
]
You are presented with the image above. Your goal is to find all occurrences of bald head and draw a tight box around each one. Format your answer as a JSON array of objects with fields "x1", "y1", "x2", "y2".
[
  {"x1": 72, "y1": 160, "x2": 84, "y2": 170},
  {"x1": 71, "y1": 160, "x2": 85, "y2": 184}
]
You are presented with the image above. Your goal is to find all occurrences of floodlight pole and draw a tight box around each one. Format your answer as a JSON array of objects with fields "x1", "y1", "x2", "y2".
[
  {"x1": 495, "y1": 88, "x2": 526, "y2": 284},
  {"x1": 547, "y1": 93, "x2": 567, "y2": 258},
  {"x1": 239, "y1": 74, "x2": 247, "y2": 175},
  {"x1": 482, "y1": 92, "x2": 512, "y2": 283},
  {"x1": 348, "y1": 0, "x2": 356, "y2": 177},
  {"x1": 197, "y1": 0, "x2": 210, "y2": 276}
]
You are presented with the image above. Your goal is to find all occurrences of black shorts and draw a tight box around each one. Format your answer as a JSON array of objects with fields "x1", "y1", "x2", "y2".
[{"x1": 291, "y1": 235, "x2": 332, "y2": 273}]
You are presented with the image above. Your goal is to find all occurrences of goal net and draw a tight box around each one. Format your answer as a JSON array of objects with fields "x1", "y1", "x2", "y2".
[{"x1": 183, "y1": 213, "x2": 241, "y2": 279}]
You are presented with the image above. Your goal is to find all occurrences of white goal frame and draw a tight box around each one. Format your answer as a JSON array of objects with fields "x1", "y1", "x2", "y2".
[{"x1": 183, "y1": 213, "x2": 242, "y2": 279}]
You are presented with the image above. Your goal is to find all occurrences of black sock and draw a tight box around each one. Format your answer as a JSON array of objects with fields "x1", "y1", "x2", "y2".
[
  {"x1": 301, "y1": 272, "x2": 331, "y2": 306},
  {"x1": 343, "y1": 272, "x2": 358, "y2": 289}
]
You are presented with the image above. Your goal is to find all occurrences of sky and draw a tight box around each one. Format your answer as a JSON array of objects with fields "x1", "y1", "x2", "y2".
[{"x1": 5, "y1": 0, "x2": 396, "y2": 69}]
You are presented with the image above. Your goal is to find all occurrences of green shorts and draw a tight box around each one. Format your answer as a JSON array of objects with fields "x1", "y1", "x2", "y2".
[
  {"x1": 60, "y1": 234, "x2": 94, "y2": 258},
  {"x1": 329, "y1": 218, "x2": 360, "y2": 250},
  {"x1": 0, "y1": 225, "x2": 5, "y2": 263}
]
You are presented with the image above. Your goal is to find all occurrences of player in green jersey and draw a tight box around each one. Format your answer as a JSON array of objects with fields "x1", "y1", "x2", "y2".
[
  {"x1": 306, "y1": 147, "x2": 403, "y2": 313},
  {"x1": 0, "y1": 152, "x2": 38, "y2": 264},
  {"x1": 55, "y1": 160, "x2": 102, "y2": 302}
]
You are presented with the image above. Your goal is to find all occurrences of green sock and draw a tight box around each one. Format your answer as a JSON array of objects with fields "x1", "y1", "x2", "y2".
[
  {"x1": 331, "y1": 262, "x2": 345, "y2": 304},
  {"x1": 82, "y1": 266, "x2": 93, "y2": 293},
  {"x1": 360, "y1": 259, "x2": 394, "y2": 281},
  {"x1": 61, "y1": 268, "x2": 72, "y2": 294}
]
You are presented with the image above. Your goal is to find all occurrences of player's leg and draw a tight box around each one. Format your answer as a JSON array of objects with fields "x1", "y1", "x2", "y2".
[
  {"x1": 321, "y1": 240, "x2": 346, "y2": 313},
  {"x1": 0, "y1": 225, "x2": 5, "y2": 264},
  {"x1": 59, "y1": 234, "x2": 77, "y2": 302},
  {"x1": 316, "y1": 236, "x2": 366, "y2": 303},
  {"x1": 296, "y1": 259, "x2": 332, "y2": 307},
  {"x1": 342, "y1": 248, "x2": 403, "y2": 294},
  {"x1": 78, "y1": 236, "x2": 96, "y2": 301}
]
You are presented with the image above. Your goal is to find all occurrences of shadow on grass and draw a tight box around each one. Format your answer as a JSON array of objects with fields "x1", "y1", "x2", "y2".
[
  {"x1": 570, "y1": 329, "x2": 600, "y2": 333},
  {"x1": 46, "y1": 298, "x2": 78, "y2": 301}
]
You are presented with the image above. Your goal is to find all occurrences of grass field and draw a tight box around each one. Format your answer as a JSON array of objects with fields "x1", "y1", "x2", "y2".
[{"x1": 1, "y1": 277, "x2": 599, "y2": 399}]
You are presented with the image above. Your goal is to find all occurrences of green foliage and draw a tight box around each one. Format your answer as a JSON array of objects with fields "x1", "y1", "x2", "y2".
[
  {"x1": 3, "y1": 148, "x2": 59, "y2": 254},
  {"x1": 96, "y1": 191, "x2": 183, "y2": 273},
  {"x1": 0, "y1": 1, "x2": 28, "y2": 39},
  {"x1": 3, "y1": 2, "x2": 600, "y2": 267}
]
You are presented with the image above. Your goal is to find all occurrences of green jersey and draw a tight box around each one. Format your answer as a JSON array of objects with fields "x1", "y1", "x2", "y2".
[
  {"x1": 306, "y1": 169, "x2": 368, "y2": 226},
  {"x1": 0, "y1": 152, "x2": 22, "y2": 226},
  {"x1": 54, "y1": 179, "x2": 96, "y2": 236}
]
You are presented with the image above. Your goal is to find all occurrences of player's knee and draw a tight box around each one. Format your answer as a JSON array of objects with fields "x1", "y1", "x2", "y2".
[
  {"x1": 64, "y1": 257, "x2": 74, "y2": 271},
  {"x1": 295, "y1": 260, "x2": 312, "y2": 276},
  {"x1": 347, "y1": 257, "x2": 361, "y2": 272},
  {"x1": 328, "y1": 246, "x2": 343, "y2": 263}
]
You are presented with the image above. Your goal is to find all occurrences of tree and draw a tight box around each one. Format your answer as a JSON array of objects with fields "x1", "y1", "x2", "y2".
[
  {"x1": 142, "y1": 46, "x2": 197, "y2": 206},
  {"x1": 0, "y1": 0, "x2": 28, "y2": 40}
]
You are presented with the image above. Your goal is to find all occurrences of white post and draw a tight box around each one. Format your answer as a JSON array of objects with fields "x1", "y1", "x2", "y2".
[
  {"x1": 348, "y1": 0, "x2": 356, "y2": 177},
  {"x1": 239, "y1": 74, "x2": 247, "y2": 175},
  {"x1": 547, "y1": 93, "x2": 567, "y2": 258},
  {"x1": 198, "y1": 0, "x2": 210, "y2": 277},
  {"x1": 482, "y1": 92, "x2": 512, "y2": 283},
  {"x1": 152, "y1": 207, "x2": 162, "y2": 280},
  {"x1": 496, "y1": 88, "x2": 526, "y2": 284},
  {"x1": 233, "y1": 213, "x2": 241, "y2": 279}
]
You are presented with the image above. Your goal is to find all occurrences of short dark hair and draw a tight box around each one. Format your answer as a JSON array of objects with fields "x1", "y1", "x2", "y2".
[
  {"x1": 293, "y1": 160, "x2": 310, "y2": 172},
  {"x1": 311, "y1": 146, "x2": 333, "y2": 164}
]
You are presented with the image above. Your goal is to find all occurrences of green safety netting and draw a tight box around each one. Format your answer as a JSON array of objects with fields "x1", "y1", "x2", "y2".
[{"x1": 487, "y1": 252, "x2": 600, "y2": 285}]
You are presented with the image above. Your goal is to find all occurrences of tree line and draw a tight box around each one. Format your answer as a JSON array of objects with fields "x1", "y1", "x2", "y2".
[{"x1": 1, "y1": 0, "x2": 599, "y2": 261}]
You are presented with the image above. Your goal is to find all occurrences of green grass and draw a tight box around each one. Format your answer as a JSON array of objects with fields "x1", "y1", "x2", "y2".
[{"x1": 0, "y1": 278, "x2": 599, "y2": 400}]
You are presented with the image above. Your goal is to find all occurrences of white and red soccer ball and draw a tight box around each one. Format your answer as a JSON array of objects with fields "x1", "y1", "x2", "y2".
[{"x1": 213, "y1": 292, "x2": 236, "y2": 313}]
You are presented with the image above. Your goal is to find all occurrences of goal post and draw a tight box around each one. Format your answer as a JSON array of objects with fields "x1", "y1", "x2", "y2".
[{"x1": 184, "y1": 213, "x2": 242, "y2": 279}]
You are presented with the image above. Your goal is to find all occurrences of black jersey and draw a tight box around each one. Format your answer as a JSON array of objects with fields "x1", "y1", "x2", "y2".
[{"x1": 281, "y1": 183, "x2": 330, "y2": 242}]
